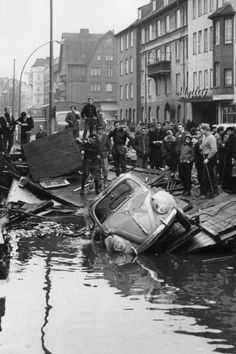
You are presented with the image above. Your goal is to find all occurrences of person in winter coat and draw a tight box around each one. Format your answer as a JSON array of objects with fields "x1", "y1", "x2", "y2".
[
  {"x1": 80, "y1": 134, "x2": 101, "y2": 196},
  {"x1": 132, "y1": 125, "x2": 150, "y2": 169},
  {"x1": 221, "y1": 127, "x2": 236, "y2": 193},
  {"x1": 17, "y1": 111, "x2": 34, "y2": 148},
  {"x1": 0, "y1": 106, "x2": 16, "y2": 155},
  {"x1": 192, "y1": 132, "x2": 204, "y2": 196},
  {"x1": 65, "y1": 105, "x2": 80, "y2": 138},
  {"x1": 96, "y1": 124, "x2": 111, "y2": 188},
  {"x1": 148, "y1": 122, "x2": 165, "y2": 169},
  {"x1": 81, "y1": 98, "x2": 97, "y2": 140},
  {"x1": 179, "y1": 134, "x2": 194, "y2": 196},
  {"x1": 162, "y1": 130, "x2": 177, "y2": 176}
]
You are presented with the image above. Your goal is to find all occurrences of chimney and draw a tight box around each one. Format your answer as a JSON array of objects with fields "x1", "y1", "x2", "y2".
[{"x1": 80, "y1": 29, "x2": 89, "y2": 35}]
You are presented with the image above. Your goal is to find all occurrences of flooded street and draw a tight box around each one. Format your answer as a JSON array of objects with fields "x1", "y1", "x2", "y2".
[{"x1": 1, "y1": 228, "x2": 236, "y2": 354}]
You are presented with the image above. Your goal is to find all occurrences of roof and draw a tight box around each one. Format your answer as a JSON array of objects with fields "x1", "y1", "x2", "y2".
[
  {"x1": 115, "y1": 19, "x2": 139, "y2": 37},
  {"x1": 61, "y1": 31, "x2": 104, "y2": 65},
  {"x1": 208, "y1": 3, "x2": 235, "y2": 20},
  {"x1": 32, "y1": 58, "x2": 48, "y2": 68}
]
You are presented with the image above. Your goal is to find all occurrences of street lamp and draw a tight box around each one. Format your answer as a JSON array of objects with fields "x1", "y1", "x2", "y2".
[{"x1": 18, "y1": 39, "x2": 63, "y2": 125}]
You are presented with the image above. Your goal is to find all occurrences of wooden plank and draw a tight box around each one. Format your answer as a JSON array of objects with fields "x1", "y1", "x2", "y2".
[{"x1": 23, "y1": 130, "x2": 83, "y2": 182}]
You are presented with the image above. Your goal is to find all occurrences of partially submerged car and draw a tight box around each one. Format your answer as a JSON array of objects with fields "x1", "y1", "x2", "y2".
[{"x1": 88, "y1": 172, "x2": 194, "y2": 255}]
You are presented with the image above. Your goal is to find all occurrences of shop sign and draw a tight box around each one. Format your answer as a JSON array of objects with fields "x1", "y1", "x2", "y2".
[{"x1": 178, "y1": 87, "x2": 208, "y2": 99}]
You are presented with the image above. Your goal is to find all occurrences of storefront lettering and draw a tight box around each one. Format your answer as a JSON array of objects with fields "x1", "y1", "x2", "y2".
[{"x1": 178, "y1": 87, "x2": 208, "y2": 99}]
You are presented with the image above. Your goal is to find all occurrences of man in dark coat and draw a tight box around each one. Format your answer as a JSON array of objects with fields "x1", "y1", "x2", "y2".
[
  {"x1": 96, "y1": 124, "x2": 111, "y2": 188},
  {"x1": 65, "y1": 105, "x2": 80, "y2": 138},
  {"x1": 222, "y1": 127, "x2": 236, "y2": 193},
  {"x1": 148, "y1": 121, "x2": 165, "y2": 169},
  {"x1": 17, "y1": 111, "x2": 34, "y2": 147},
  {"x1": 108, "y1": 121, "x2": 133, "y2": 176},
  {"x1": 81, "y1": 98, "x2": 97, "y2": 140},
  {"x1": 132, "y1": 125, "x2": 150, "y2": 169},
  {"x1": 0, "y1": 107, "x2": 16, "y2": 155},
  {"x1": 80, "y1": 133, "x2": 101, "y2": 196}
]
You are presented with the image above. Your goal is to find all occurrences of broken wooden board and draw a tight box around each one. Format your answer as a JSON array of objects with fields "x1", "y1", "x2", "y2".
[
  {"x1": 23, "y1": 130, "x2": 83, "y2": 182},
  {"x1": 7, "y1": 178, "x2": 43, "y2": 204}
]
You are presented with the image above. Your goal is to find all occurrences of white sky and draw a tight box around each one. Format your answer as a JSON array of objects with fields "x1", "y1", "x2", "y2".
[{"x1": 0, "y1": 0, "x2": 147, "y2": 79}]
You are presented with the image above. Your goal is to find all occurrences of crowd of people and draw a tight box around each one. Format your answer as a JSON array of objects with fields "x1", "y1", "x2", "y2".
[{"x1": 0, "y1": 100, "x2": 235, "y2": 200}]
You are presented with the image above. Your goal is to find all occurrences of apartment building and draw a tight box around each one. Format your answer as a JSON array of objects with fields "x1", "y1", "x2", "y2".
[
  {"x1": 187, "y1": 0, "x2": 235, "y2": 125},
  {"x1": 115, "y1": 21, "x2": 139, "y2": 127},
  {"x1": 29, "y1": 58, "x2": 48, "y2": 108}
]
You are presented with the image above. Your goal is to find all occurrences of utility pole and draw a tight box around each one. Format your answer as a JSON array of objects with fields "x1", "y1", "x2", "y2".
[
  {"x1": 12, "y1": 59, "x2": 16, "y2": 116},
  {"x1": 49, "y1": 0, "x2": 54, "y2": 135}
]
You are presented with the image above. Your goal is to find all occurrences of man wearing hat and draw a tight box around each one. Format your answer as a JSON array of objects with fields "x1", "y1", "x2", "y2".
[
  {"x1": 0, "y1": 106, "x2": 16, "y2": 155},
  {"x1": 65, "y1": 105, "x2": 80, "y2": 138},
  {"x1": 148, "y1": 121, "x2": 165, "y2": 169},
  {"x1": 96, "y1": 124, "x2": 111, "y2": 188},
  {"x1": 132, "y1": 125, "x2": 150, "y2": 169}
]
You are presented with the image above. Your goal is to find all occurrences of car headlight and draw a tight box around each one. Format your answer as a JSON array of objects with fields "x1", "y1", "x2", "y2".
[{"x1": 154, "y1": 200, "x2": 169, "y2": 214}]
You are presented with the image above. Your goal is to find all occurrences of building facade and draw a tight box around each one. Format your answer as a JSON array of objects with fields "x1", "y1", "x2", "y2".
[
  {"x1": 29, "y1": 58, "x2": 48, "y2": 108},
  {"x1": 56, "y1": 29, "x2": 118, "y2": 120},
  {"x1": 115, "y1": 22, "x2": 139, "y2": 128}
]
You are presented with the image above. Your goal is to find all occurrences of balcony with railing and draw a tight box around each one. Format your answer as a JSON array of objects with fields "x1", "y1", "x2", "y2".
[{"x1": 147, "y1": 52, "x2": 171, "y2": 79}]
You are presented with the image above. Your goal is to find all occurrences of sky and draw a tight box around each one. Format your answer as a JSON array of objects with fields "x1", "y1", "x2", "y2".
[{"x1": 0, "y1": 0, "x2": 147, "y2": 79}]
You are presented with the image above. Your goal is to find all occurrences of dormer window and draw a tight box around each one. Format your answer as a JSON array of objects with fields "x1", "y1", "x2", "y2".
[
  {"x1": 138, "y1": 9, "x2": 142, "y2": 20},
  {"x1": 164, "y1": 0, "x2": 169, "y2": 6}
]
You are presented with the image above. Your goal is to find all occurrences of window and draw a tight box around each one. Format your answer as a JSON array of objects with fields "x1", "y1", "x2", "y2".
[
  {"x1": 225, "y1": 19, "x2": 232, "y2": 43},
  {"x1": 165, "y1": 77, "x2": 170, "y2": 95},
  {"x1": 204, "y1": 28, "x2": 208, "y2": 52},
  {"x1": 37, "y1": 86, "x2": 40, "y2": 92},
  {"x1": 130, "y1": 31, "x2": 134, "y2": 47},
  {"x1": 176, "y1": 40, "x2": 180, "y2": 61},
  {"x1": 97, "y1": 55, "x2": 102, "y2": 61},
  {"x1": 204, "y1": 69, "x2": 208, "y2": 88},
  {"x1": 120, "y1": 85, "x2": 124, "y2": 100},
  {"x1": 106, "y1": 83, "x2": 113, "y2": 92},
  {"x1": 141, "y1": 28, "x2": 145, "y2": 43},
  {"x1": 164, "y1": 0, "x2": 169, "y2": 5},
  {"x1": 165, "y1": 45, "x2": 170, "y2": 60},
  {"x1": 210, "y1": 68, "x2": 213, "y2": 88},
  {"x1": 90, "y1": 67, "x2": 101, "y2": 77},
  {"x1": 210, "y1": 0, "x2": 215, "y2": 11},
  {"x1": 130, "y1": 57, "x2": 134, "y2": 73},
  {"x1": 148, "y1": 79, "x2": 152, "y2": 97},
  {"x1": 198, "y1": 0, "x2": 202, "y2": 16},
  {"x1": 126, "y1": 33, "x2": 129, "y2": 49},
  {"x1": 105, "y1": 67, "x2": 113, "y2": 77},
  {"x1": 152, "y1": 0, "x2": 156, "y2": 11},
  {"x1": 156, "y1": 48, "x2": 161, "y2": 61},
  {"x1": 120, "y1": 109, "x2": 123, "y2": 119},
  {"x1": 193, "y1": 32, "x2": 197, "y2": 55},
  {"x1": 198, "y1": 30, "x2": 202, "y2": 53},
  {"x1": 193, "y1": 72, "x2": 197, "y2": 89},
  {"x1": 120, "y1": 61, "x2": 124, "y2": 76},
  {"x1": 224, "y1": 69, "x2": 232, "y2": 86},
  {"x1": 156, "y1": 78, "x2": 160, "y2": 95},
  {"x1": 157, "y1": 20, "x2": 161, "y2": 37},
  {"x1": 203, "y1": 0, "x2": 208, "y2": 14},
  {"x1": 214, "y1": 62, "x2": 220, "y2": 86},
  {"x1": 130, "y1": 83, "x2": 134, "y2": 99},
  {"x1": 91, "y1": 83, "x2": 101, "y2": 92},
  {"x1": 125, "y1": 84, "x2": 129, "y2": 99},
  {"x1": 125, "y1": 59, "x2": 129, "y2": 74},
  {"x1": 185, "y1": 37, "x2": 188, "y2": 59},
  {"x1": 193, "y1": 0, "x2": 197, "y2": 18},
  {"x1": 209, "y1": 26, "x2": 213, "y2": 50},
  {"x1": 149, "y1": 24, "x2": 153, "y2": 41},
  {"x1": 105, "y1": 55, "x2": 113, "y2": 61},
  {"x1": 138, "y1": 9, "x2": 142, "y2": 20},
  {"x1": 120, "y1": 37, "x2": 124, "y2": 52},
  {"x1": 198, "y1": 71, "x2": 203, "y2": 88},
  {"x1": 176, "y1": 9, "x2": 181, "y2": 28},
  {"x1": 37, "y1": 74, "x2": 41, "y2": 81},
  {"x1": 165, "y1": 16, "x2": 170, "y2": 33},
  {"x1": 214, "y1": 20, "x2": 220, "y2": 45},
  {"x1": 176, "y1": 73, "x2": 181, "y2": 93}
]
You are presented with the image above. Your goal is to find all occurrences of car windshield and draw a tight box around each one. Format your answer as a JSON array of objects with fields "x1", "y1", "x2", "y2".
[{"x1": 95, "y1": 179, "x2": 140, "y2": 224}]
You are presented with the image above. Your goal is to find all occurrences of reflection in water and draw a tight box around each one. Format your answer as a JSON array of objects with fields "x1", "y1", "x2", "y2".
[
  {"x1": 41, "y1": 252, "x2": 53, "y2": 354},
  {"x1": 2, "y1": 228, "x2": 236, "y2": 353},
  {"x1": 0, "y1": 297, "x2": 5, "y2": 332}
]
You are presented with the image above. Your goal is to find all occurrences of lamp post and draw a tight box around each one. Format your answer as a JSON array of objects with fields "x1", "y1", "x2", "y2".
[{"x1": 18, "y1": 39, "x2": 63, "y2": 126}]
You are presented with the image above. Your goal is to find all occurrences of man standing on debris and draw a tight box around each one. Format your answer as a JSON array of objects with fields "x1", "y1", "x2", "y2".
[
  {"x1": 0, "y1": 107, "x2": 16, "y2": 155},
  {"x1": 179, "y1": 134, "x2": 194, "y2": 196},
  {"x1": 175, "y1": 122, "x2": 189, "y2": 180},
  {"x1": 17, "y1": 112, "x2": 34, "y2": 148},
  {"x1": 132, "y1": 125, "x2": 150, "y2": 169},
  {"x1": 81, "y1": 98, "x2": 97, "y2": 140},
  {"x1": 65, "y1": 105, "x2": 80, "y2": 139},
  {"x1": 80, "y1": 133, "x2": 101, "y2": 196},
  {"x1": 162, "y1": 130, "x2": 177, "y2": 176},
  {"x1": 200, "y1": 123, "x2": 218, "y2": 198},
  {"x1": 108, "y1": 121, "x2": 133, "y2": 176},
  {"x1": 96, "y1": 124, "x2": 111, "y2": 188},
  {"x1": 221, "y1": 126, "x2": 236, "y2": 193}
]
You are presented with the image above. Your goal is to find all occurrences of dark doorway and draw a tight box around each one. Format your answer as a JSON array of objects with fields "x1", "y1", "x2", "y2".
[{"x1": 192, "y1": 101, "x2": 217, "y2": 125}]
